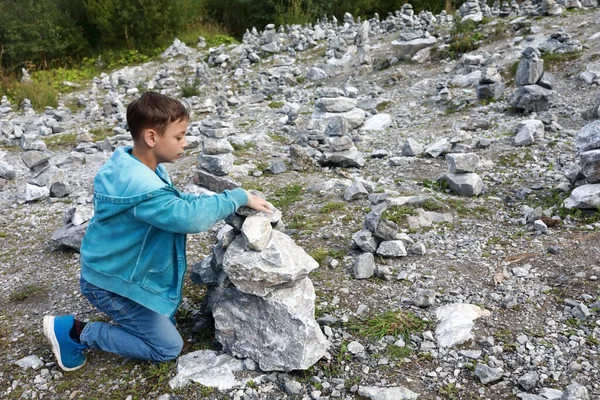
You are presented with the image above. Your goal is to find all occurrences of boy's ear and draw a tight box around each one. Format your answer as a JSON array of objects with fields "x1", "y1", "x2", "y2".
[{"x1": 142, "y1": 129, "x2": 158, "y2": 148}]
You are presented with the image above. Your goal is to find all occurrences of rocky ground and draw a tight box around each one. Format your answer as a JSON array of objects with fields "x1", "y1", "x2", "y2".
[{"x1": 1, "y1": 4, "x2": 600, "y2": 400}]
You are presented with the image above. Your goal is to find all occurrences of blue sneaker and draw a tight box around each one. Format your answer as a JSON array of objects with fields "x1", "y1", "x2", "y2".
[{"x1": 43, "y1": 315, "x2": 87, "y2": 371}]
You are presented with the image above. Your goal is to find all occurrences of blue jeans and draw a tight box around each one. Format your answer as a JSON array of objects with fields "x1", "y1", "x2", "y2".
[{"x1": 79, "y1": 276, "x2": 183, "y2": 362}]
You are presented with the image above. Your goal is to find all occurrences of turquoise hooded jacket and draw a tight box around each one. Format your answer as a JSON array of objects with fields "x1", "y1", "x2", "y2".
[{"x1": 80, "y1": 146, "x2": 248, "y2": 316}]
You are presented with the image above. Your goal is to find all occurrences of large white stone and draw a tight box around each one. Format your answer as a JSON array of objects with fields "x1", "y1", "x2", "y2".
[
  {"x1": 357, "y1": 386, "x2": 419, "y2": 400},
  {"x1": 362, "y1": 114, "x2": 392, "y2": 131},
  {"x1": 241, "y1": 215, "x2": 273, "y2": 251},
  {"x1": 213, "y1": 278, "x2": 329, "y2": 371},
  {"x1": 443, "y1": 173, "x2": 483, "y2": 197},
  {"x1": 435, "y1": 303, "x2": 491, "y2": 348},
  {"x1": 222, "y1": 230, "x2": 319, "y2": 297},
  {"x1": 315, "y1": 97, "x2": 357, "y2": 113},
  {"x1": 391, "y1": 36, "x2": 437, "y2": 59},
  {"x1": 563, "y1": 184, "x2": 600, "y2": 209},
  {"x1": 25, "y1": 184, "x2": 50, "y2": 202},
  {"x1": 169, "y1": 350, "x2": 250, "y2": 390}
]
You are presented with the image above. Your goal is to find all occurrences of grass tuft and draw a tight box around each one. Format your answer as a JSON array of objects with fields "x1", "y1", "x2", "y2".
[{"x1": 347, "y1": 310, "x2": 428, "y2": 341}]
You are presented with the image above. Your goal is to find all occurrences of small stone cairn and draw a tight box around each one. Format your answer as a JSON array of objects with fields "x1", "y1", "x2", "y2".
[
  {"x1": 508, "y1": 47, "x2": 553, "y2": 112},
  {"x1": 306, "y1": 86, "x2": 366, "y2": 168},
  {"x1": 564, "y1": 120, "x2": 600, "y2": 210},
  {"x1": 442, "y1": 153, "x2": 484, "y2": 197},
  {"x1": 476, "y1": 67, "x2": 505, "y2": 101},
  {"x1": 391, "y1": 5, "x2": 437, "y2": 61},
  {"x1": 192, "y1": 202, "x2": 329, "y2": 371},
  {"x1": 351, "y1": 200, "x2": 427, "y2": 280},
  {"x1": 194, "y1": 119, "x2": 238, "y2": 193},
  {"x1": 458, "y1": 0, "x2": 484, "y2": 21}
]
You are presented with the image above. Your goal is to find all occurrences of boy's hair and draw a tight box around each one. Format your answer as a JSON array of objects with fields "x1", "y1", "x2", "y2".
[{"x1": 127, "y1": 92, "x2": 189, "y2": 141}]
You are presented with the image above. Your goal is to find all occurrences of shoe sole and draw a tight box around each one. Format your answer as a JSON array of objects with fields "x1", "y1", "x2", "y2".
[{"x1": 43, "y1": 315, "x2": 86, "y2": 372}]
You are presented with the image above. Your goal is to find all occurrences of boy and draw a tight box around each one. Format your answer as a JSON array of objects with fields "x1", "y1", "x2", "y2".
[{"x1": 43, "y1": 92, "x2": 271, "y2": 371}]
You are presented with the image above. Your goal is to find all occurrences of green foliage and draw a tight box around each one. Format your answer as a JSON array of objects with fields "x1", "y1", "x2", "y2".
[
  {"x1": 381, "y1": 205, "x2": 416, "y2": 225},
  {"x1": 439, "y1": 382, "x2": 459, "y2": 399},
  {"x1": 180, "y1": 78, "x2": 201, "y2": 98},
  {"x1": 347, "y1": 310, "x2": 428, "y2": 341},
  {"x1": 422, "y1": 178, "x2": 450, "y2": 192},
  {"x1": 271, "y1": 183, "x2": 303, "y2": 209},
  {"x1": 42, "y1": 133, "x2": 78, "y2": 150},
  {"x1": 268, "y1": 101, "x2": 285, "y2": 109},
  {"x1": 540, "y1": 51, "x2": 583, "y2": 68},
  {"x1": 8, "y1": 284, "x2": 47, "y2": 302},
  {"x1": 12, "y1": 81, "x2": 58, "y2": 112},
  {"x1": 446, "y1": 19, "x2": 484, "y2": 59},
  {"x1": 319, "y1": 201, "x2": 346, "y2": 213}
]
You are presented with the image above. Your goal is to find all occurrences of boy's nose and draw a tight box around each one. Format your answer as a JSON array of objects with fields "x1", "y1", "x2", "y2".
[{"x1": 182, "y1": 136, "x2": 188, "y2": 148}]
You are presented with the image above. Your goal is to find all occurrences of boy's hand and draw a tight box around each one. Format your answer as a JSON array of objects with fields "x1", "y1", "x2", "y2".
[{"x1": 246, "y1": 191, "x2": 273, "y2": 214}]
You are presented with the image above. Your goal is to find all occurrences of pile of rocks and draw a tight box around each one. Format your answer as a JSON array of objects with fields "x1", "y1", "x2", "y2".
[
  {"x1": 508, "y1": 47, "x2": 553, "y2": 112},
  {"x1": 476, "y1": 67, "x2": 505, "y2": 102},
  {"x1": 442, "y1": 153, "x2": 483, "y2": 197},
  {"x1": 390, "y1": 5, "x2": 437, "y2": 62},
  {"x1": 50, "y1": 201, "x2": 94, "y2": 251},
  {"x1": 305, "y1": 87, "x2": 366, "y2": 168},
  {"x1": 192, "y1": 203, "x2": 329, "y2": 371},
  {"x1": 351, "y1": 199, "x2": 428, "y2": 280},
  {"x1": 564, "y1": 120, "x2": 600, "y2": 209},
  {"x1": 194, "y1": 119, "x2": 238, "y2": 192}
]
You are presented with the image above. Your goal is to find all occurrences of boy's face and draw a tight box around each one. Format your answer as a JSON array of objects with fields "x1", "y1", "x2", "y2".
[{"x1": 153, "y1": 119, "x2": 188, "y2": 164}]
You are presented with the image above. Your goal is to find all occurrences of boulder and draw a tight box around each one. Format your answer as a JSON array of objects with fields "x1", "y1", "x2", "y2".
[
  {"x1": 213, "y1": 278, "x2": 329, "y2": 371},
  {"x1": 443, "y1": 173, "x2": 483, "y2": 197}
]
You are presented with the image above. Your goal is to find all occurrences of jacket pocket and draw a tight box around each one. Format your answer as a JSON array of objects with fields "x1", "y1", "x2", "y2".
[{"x1": 141, "y1": 262, "x2": 177, "y2": 295}]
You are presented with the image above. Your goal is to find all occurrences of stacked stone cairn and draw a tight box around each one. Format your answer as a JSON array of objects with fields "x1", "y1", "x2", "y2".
[
  {"x1": 442, "y1": 153, "x2": 484, "y2": 197},
  {"x1": 194, "y1": 119, "x2": 238, "y2": 193},
  {"x1": 0, "y1": 96, "x2": 11, "y2": 115},
  {"x1": 508, "y1": 47, "x2": 553, "y2": 112},
  {"x1": 564, "y1": 120, "x2": 600, "y2": 210},
  {"x1": 477, "y1": 66, "x2": 505, "y2": 101},
  {"x1": 458, "y1": 0, "x2": 484, "y2": 21},
  {"x1": 306, "y1": 87, "x2": 366, "y2": 168},
  {"x1": 351, "y1": 200, "x2": 427, "y2": 280},
  {"x1": 391, "y1": 5, "x2": 437, "y2": 61},
  {"x1": 191, "y1": 201, "x2": 329, "y2": 371}
]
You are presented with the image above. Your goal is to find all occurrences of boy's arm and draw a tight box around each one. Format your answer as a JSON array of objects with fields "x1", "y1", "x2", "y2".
[{"x1": 133, "y1": 188, "x2": 249, "y2": 234}]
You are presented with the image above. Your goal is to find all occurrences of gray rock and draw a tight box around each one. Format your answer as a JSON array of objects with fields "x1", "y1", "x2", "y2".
[
  {"x1": 352, "y1": 229, "x2": 380, "y2": 253},
  {"x1": 563, "y1": 183, "x2": 600, "y2": 209},
  {"x1": 354, "y1": 252, "x2": 375, "y2": 279},
  {"x1": 50, "y1": 223, "x2": 88, "y2": 251},
  {"x1": 576, "y1": 120, "x2": 600, "y2": 153},
  {"x1": 376, "y1": 240, "x2": 407, "y2": 257},
  {"x1": 307, "y1": 67, "x2": 327, "y2": 81},
  {"x1": 191, "y1": 255, "x2": 220, "y2": 286},
  {"x1": 579, "y1": 150, "x2": 600, "y2": 183},
  {"x1": 540, "y1": 388, "x2": 563, "y2": 399},
  {"x1": 202, "y1": 137, "x2": 234, "y2": 155},
  {"x1": 362, "y1": 114, "x2": 392, "y2": 131},
  {"x1": 516, "y1": 119, "x2": 545, "y2": 146},
  {"x1": 198, "y1": 153, "x2": 234, "y2": 176},
  {"x1": 213, "y1": 278, "x2": 329, "y2": 371},
  {"x1": 425, "y1": 138, "x2": 452, "y2": 158},
  {"x1": 518, "y1": 371, "x2": 539, "y2": 392},
  {"x1": 329, "y1": 135, "x2": 354, "y2": 152},
  {"x1": 28, "y1": 165, "x2": 65, "y2": 187},
  {"x1": 474, "y1": 364, "x2": 504, "y2": 384},
  {"x1": 241, "y1": 215, "x2": 273, "y2": 251},
  {"x1": 373, "y1": 219, "x2": 398, "y2": 241},
  {"x1": 516, "y1": 47, "x2": 544, "y2": 85},
  {"x1": 477, "y1": 82, "x2": 505, "y2": 101},
  {"x1": 168, "y1": 349, "x2": 249, "y2": 390},
  {"x1": 21, "y1": 151, "x2": 50, "y2": 171},
  {"x1": 265, "y1": 161, "x2": 286, "y2": 175},
  {"x1": 560, "y1": 383, "x2": 589, "y2": 400},
  {"x1": 194, "y1": 169, "x2": 240, "y2": 192},
  {"x1": 25, "y1": 184, "x2": 50, "y2": 202},
  {"x1": 401, "y1": 138, "x2": 423, "y2": 157},
  {"x1": 71, "y1": 205, "x2": 94, "y2": 226},
  {"x1": 413, "y1": 289, "x2": 436, "y2": 307},
  {"x1": 344, "y1": 181, "x2": 369, "y2": 201},
  {"x1": 14, "y1": 355, "x2": 43, "y2": 370},
  {"x1": 284, "y1": 380, "x2": 303, "y2": 395},
  {"x1": 0, "y1": 161, "x2": 16, "y2": 180},
  {"x1": 508, "y1": 85, "x2": 553, "y2": 112},
  {"x1": 222, "y1": 231, "x2": 318, "y2": 297},
  {"x1": 50, "y1": 181, "x2": 70, "y2": 198},
  {"x1": 320, "y1": 147, "x2": 365, "y2": 168},
  {"x1": 446, "y1": 153, "x2": 479, "y2": 173},
  {"x1": 315, "y1": 97, "x2": 357, "y2": 113},
  {"x1": 357, "y1": 386, "x2": 419, "y2": 400},
  {"x1": 347, "y1": 341, "x2": 365, "y2": 355},
  {"x1": 391, "y1": 36, "x2": 437, "y2": 59},
  {"x1": 443, "y1": 173, "x2": 483, "y2": 197}
]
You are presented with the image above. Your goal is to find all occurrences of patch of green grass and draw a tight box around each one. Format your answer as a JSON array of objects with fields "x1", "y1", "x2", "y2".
[
  {"x1": 422, "y1": 179, "x2": 450, "y2": 193},
  {"x1": 268, "y1": 101, "x2": 285, "y2": 109},
  {"x1": 89, "y1": 127, "x2": 113, "y2": 142},
  {"x1": 269, "y1": 133, "x2": 288, "y2": 143},
  {"x1": 231, "y1": 141, "x2": 256, "y2": 157},
  {"x1": 347, "y1": 310, "x2": 428, "y2": 341},
  {"x1": 8, "y1": 284, "x2": 47, "y2": 302},
  {"x1": 309, "y1": 247, "x2": 329, "y2": 266},
  {"x1": 375, "y1": 101, "x2": 393, "y2": 112},
  {"x1": 541, "y1": 51, "x2": 583, "y2": 68},
  {"x1": 381, "y1": 205, "x2": 416, "y2": 225},
  {"x1": 271, "y1": 183, "x2": 303, "y2": 209},
  {"x1": 319, "y1": 201, "x2": 346, "y2": 213},
  {"x1": 0, "y1": 231, "x2": 7, "y2": 238},
  {"x1": 439, "y1": 382, "x2": 459, "y2": 399},
  {"x1": 42, "y1": 132, "x2": 78, "y2": 150},
  {"x1": 386, "y1": 344, "x2": 412, "y2": 360},
  {"x1": 420, "y1": 198, "x2": 445, "y2": 212},
  {"x1": 296, "y1": 76, "x2": 306, "y2": 84},
  {"x1": 180, "y1": 78, "x2": 201, "y2": 98},
  {"x1": 13, "y1": 81, "x2": 58, "y2": 112}
]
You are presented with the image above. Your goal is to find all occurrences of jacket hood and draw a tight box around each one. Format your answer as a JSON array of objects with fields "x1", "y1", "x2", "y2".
[{"x1": 92, "y1": 146, "x2": 172, "y2": 222}]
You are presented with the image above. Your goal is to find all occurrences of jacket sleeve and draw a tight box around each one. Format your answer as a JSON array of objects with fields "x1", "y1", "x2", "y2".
[{"x1": 132, "y1": 187, "x2": 248, "y2": 234}]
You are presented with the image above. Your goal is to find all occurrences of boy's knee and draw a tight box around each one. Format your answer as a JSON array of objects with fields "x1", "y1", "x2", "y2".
[{"x1": 152, "y1": 332, "x2": 183, "y2": 362}]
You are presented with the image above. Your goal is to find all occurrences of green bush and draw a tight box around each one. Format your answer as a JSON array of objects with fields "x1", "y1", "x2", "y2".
[{"x1": 14, "y1": 81, "x2": 58, "y2": 112}]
